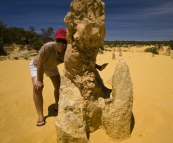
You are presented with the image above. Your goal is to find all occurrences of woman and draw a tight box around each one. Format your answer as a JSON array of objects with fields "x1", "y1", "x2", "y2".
[{"x1": 29, "y1": 28, "x2": 108, "y2": 126}]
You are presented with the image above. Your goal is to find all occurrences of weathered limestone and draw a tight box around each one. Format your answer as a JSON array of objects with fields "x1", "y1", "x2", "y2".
[
  {"x1": 1, "y1": 44, "x2": 38, "y2": 60},
  {"x1": 165, "y1": 46, "x2": 171, "y2": 56},
  {"x1": 171, "y1": 53, "x2": 173, "y2": 59},
  {"x1": 158, "y1": 46, "x2": 163, "y2": 55},
  {"x1": 56, "y1": 76, "x2": 88, "y2": 143},
  {"x1": 112, "y1": 52, "x2": 115, "y2": 60},
  {"x1": 119, "y1": 50, "x2": 122, "y2": 56},
  {"x1": 98, "y1": 48, "x2": 103, "y2": 54},
  {"x1": 119, "y1": 47, "x2": 122, "y2": 56},
  {"x1": 55, "y1": 0, "x2": 133, "y2": 142},
  {"x1": 63, "y1": 0, "x2": 106, "y2": 101},
  {"x1": 99, "y1": 59, "x2": 133, "y2": 142}
]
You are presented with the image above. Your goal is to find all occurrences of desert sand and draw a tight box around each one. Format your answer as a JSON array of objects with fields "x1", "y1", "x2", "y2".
[{"x1": 0, "y1": 51, "x2": 173, "y2": 143}]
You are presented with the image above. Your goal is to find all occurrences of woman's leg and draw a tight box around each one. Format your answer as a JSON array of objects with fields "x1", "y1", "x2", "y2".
[
  {"x1": 32, "y1": 76, "x2": 45, "y2": 125},
  {"x1": 49, "y1": 74, "x2": 61, "y2": 111}
]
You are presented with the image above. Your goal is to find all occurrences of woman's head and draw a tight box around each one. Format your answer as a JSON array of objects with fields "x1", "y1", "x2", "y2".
[
  {"x1": 54, "y1": 28, "x2": 67, "y2": 53},
  {"x1": 54, "y1": 28, "x2": 66, "y2": 40}
]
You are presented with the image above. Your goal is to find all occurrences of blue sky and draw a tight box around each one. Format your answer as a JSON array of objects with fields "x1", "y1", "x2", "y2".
[{"x1": 1, "y1": 0, "x2": 173, "y2": 41}]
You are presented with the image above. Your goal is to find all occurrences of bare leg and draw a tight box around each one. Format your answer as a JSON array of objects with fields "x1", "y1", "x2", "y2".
[
  {"x1": 49, "y1": 74, "x2": 60, "y2": 110},
  {"x1": 32, "y1": 76, "x2": 45, "y2": 123}
]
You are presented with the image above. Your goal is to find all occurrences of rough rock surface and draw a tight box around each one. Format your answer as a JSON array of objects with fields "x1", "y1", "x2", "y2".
[
  {"x1": 0, "y1": 44, "x2": 38, "y2": 61},
  {"x1": 158, "y1": 46, "x2": 164, "y2": 55},
  {"x1": 99, "y1": 59, "x2": 133, "y2": 142},
  {"x1": 119, "y1": 47, "x2": 122, "y2": 56},
  {"x1": 171, "y1": 53, "x2": 173, "y2": 59},
  {"x1": 112, "y1": 52, "x2": 115, "y2": 60},
  {"x1": 56, "y1": 76, "x2": 88, "y2": 143},
  {"x1": 55, "y1": 0, "x2": 133, "y2": 142},
  {"x1": 165, "y1": 47, "x2": 171, "y2": 56}
]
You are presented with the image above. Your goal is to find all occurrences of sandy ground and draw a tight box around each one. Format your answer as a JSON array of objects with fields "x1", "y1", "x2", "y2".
[{"x1": 0, "y1": 51, "x2": 173, "y2": 143}]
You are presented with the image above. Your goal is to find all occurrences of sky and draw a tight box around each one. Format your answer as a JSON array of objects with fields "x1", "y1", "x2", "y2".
[{"x1": 0, "y1": 0, "x2": 173, "y2": 41}]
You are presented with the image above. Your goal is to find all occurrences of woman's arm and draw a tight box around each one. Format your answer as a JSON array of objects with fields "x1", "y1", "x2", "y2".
[{"x1": 34, "y1": 55, "x2": 47, "y2": 92}]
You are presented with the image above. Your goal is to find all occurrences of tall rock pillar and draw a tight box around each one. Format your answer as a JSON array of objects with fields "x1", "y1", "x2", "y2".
[
  {"x1": 55, "y1": 1, "x2": 133, "y2": 143},
  {"x1": 64, "y1": 0, "x2": 106, "y2": 100}
]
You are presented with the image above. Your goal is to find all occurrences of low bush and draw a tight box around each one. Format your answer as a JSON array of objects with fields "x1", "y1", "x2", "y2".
[
  {"x1": 0, "y1": 40, "x2": 7, "y2": 56},
  {"x1": 32, "y1": 40, "x2": 43, "y2": 51},
  {"x1": 144, "y1": 47, "x2": 158, "y2": 54}
]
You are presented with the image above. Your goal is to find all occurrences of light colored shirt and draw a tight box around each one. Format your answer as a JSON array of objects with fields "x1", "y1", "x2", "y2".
[{"x1": 33, "y1": 42, "x2": 65, "y2": 71}]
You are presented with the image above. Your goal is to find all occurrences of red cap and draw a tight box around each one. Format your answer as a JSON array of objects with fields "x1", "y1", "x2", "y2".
[{"x1": 54, "y1": 28, "x2": 66, "y2": 40}]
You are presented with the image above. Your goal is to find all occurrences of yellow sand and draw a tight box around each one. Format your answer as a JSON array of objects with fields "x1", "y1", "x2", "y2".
[{"x1": 0, "y1": 51, "x2": 173, "y2": 143}]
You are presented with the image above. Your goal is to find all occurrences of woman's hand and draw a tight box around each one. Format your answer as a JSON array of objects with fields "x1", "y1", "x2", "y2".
[
  {"x1": 34, "y1": 55, "x2": 46, "y2": 93},
  {"x1": 95, "y1": 63, "x2": 108, "y2": 71},
  {"x1": 34, "y1": 80, "x2": 44, "y2": 92},
  {"x1": 99, "y1": 63, "x2": 108, "y2": 71}
]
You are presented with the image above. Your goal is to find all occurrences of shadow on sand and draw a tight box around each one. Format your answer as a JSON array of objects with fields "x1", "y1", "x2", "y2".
[
  {"x1": 44, "y1": 103, "x2": 58, "y2": 120},
  {"x1": 130, "y1": 113, "x2": 135, "y2": 133}
]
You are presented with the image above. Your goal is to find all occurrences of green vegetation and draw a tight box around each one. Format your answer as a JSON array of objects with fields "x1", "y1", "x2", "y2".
[
  {"x1": 0, "y1": 21, "x2": 54, "y2": 55},
  {"x1": 104, "y1": 40, "x2": 173, "y2": 50},
  {"x1": 144, "y1": 47, "x2": 158, "y2": 54},
  {"x1": 0, "y1": 21, "x2": 173, "y2": 56},
  {"x1": 32, "y1": 40, "x2": 44, "y2": 51},
  {"x1": 0, "y1": 40, "x2": 7, "y2": 55}
]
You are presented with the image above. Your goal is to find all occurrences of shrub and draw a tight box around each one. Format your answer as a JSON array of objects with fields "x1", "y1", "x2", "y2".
[
  {"x1": 0, "y1": 40, "x2": 7, "y2": 56},
  {"x1": 144, "y1": 47, "x2": 158, "y2": 54},
  {"x1": 32, "y1": 40, "x2": 43, "y2": 51},
  {"x1": 169, "y1": 41, "x2": 173, "y2": 50}
]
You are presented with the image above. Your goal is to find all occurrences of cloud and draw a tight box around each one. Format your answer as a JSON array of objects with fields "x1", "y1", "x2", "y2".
[
  {"x1": 1, "y1": 0, "x2": 172, "y2": 40},
  {"x1": 103, "y1": 0, "x2": 173, "y2": 40}
]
